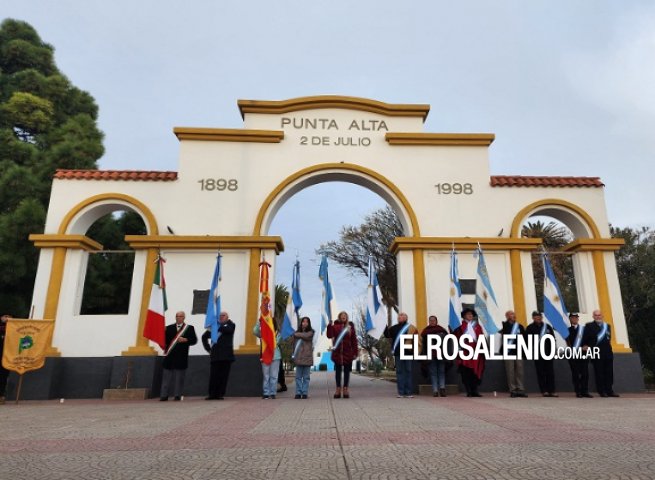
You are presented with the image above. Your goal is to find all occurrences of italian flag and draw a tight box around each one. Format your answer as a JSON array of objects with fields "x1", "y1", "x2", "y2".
[{"x1": 143, "y1": 255, "x2": 167, "y2": 350}]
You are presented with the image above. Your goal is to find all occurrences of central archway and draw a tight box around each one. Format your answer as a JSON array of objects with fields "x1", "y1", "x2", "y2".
[{"x1": 253, "y1": 163, "x2": 421, "y2": 237}]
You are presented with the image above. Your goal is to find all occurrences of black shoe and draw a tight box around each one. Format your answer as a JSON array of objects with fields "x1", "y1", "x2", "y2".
[
  {"x1": 173, "y1": 396, "x2": 181, "y2": 401},
  {"x1": 517, "y1": 392, "x2": 528, "y2": 398},
  {"x1": 550, "y1": 393, "x2": 559, "y2": 397},
  {"x1": 582, "y1": 393, "x2": 594, "y2": 398},
  {"x1": 608, "y1": 392, "x2": 620, "y2": 397},
  {"x1": 301, "y1": 395, "x2": 308, "y2": 399},
  {"x1": 599, "y1": 393, "x2": 608, "y2": 398},
  {"x1": 262, "y1": 395, "x2": 269, "y2": 399},
  {"x1": 217, "y1": 397, "x2": 224, "y2": 400},
  {"x1": 471, "y1": 392, "x2": 482, "y2": 397},
  {"x1": 433, "y1": 392, "x2": 439, "y2": 397},
  {"x1": 270, "y1": 395, "x2": 276, "y2": 400},
  {"x1": 510, "y1": 392, "x2": 517, "y2": 398},
  {"x1": 205, "y1": 396, "x2": 218, "y2": 400},
  {"x1": 439, "y1": 388, "x2": 447, "y2": 397},
  {"x1": 159, "y1": 397, "x2": 168, "y2": 402},
  {"x1": 295, "y1": 394, "x2": 301, "y2": 399},
  {"x1": 277, "y1": 385, "x2": 287, "y2": 393},
  {"x1": 576, "y1": 394, "x2": 583, "y2": 398}
]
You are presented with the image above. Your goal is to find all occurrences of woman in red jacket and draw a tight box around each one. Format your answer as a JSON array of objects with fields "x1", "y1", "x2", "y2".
[{"x1": 327, "y1": 311, "x2": 358, "y2": 399}]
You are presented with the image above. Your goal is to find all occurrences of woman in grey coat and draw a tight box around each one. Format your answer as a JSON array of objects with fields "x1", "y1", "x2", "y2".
[{"x1": 293, "y1": 317, "x2": 315, "y2": 399}]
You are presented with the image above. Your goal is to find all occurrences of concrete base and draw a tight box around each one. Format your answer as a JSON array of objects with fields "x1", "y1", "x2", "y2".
[
  {"x1": 4, "y1": 352, "x2": 645, "y2": 400},
  {"x1": 103, "y1": 388, "x2": 149, "y2": 400}
]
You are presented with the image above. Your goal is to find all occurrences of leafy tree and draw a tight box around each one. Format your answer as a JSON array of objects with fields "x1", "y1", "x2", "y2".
[
  {"x1": 0, "y1": 19, "x2": 104, "y2": 316},
  {"x1": 80, "y1": 212, "x2": 146, "y2": 315},
  {"x1": 521, "y1": 220, "x2": 579, "y2": 313},
  {"x1": 611, "y1": 226, "x2": 655, "y2": 379},
  {"x1": 319, "y1": 205, "x2": 403, "y2": 315}
]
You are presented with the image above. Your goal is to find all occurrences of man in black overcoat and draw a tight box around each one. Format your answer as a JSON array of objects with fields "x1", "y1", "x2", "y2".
[{"x1": 160, "y1": 311, "x2": 197, "y2": 401}]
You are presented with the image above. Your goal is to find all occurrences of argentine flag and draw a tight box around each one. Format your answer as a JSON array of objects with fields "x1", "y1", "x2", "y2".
[
  {"x1": 474, "y1": 247, "x2": 500, "y2": 334},
  {"x1": 542, "y1": 253, "x2": 570, "y2": 339},
  {"x1": 280, "y1": 293, "x2": 295, "y2": 340},
  {"x1": 365, "y1": 256, "x2": 387, "y2": 338},
  {"x1": 448, "y1": 250, "x2": 463, "y2": 331},
  {"x1": 318, "y1": 255, "x2": 333, "y2": 335},
  {"x1": 281, "y1": 261, "x2": 303, "y2": 340},
  {"x1": 204, "y1": 254, "x2": 222, "y2": 345}
]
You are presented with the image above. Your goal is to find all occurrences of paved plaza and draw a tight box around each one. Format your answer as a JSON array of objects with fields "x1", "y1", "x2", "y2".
[{"x1": 0, "y1": 372, "x2": 654, "y2": 480}]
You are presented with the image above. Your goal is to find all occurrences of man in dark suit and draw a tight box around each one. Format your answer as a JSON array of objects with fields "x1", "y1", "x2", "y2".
[
  {"x1": 583, "y1": 309, "x2": 619, "y2": 397},
  {"x1": 525, "y1": 311, "x2": 558, "y2": 397},
  {"x1": 160, "y1": 311, "x2": 197, "y2": 401},
  {"x1": 566, "y1": 312, "x2": 592, "y2": 398},
  {"x1": 500, "y1": 310, "x2": 527, "y2": 398},
  {"x1": 202, "y1": 311, "x2": 235, "y2": 400}
]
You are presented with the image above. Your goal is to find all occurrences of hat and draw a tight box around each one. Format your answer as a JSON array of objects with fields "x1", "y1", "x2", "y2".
[
  {"x1": 461, "y1": 308, "x2": 477, "y2": 318},
  {"x1": 568, "y1": 312, "x2": 579, "y2": 317},
  {"x1": 531, "y1": 310, "x2": 542, "y2": 317}
]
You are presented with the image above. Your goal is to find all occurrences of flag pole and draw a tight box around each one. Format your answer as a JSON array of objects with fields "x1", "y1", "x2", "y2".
[{"x1": 15, "y1": 374, "x2": 23, "y2": 405}]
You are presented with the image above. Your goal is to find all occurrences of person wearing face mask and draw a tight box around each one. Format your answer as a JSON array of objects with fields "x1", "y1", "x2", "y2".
[
  {"x1": 583, "y1": 310, "x2": 619, "y2": 398},
  {"x1": 453, "y1": 308, "x2": 485, "y2": 397},
  {"x1": 385, "y1": 312, "x2": 421, "y2": 398},
  {"x1": 327, "y1": 311, "x2": 358, "y2": 399},
  {"x1": 525, "y1": 311, "x2": 558, "y2": 397},
  {"x1": 566, "y1": 312, "x2": 592, "y2": 398}
]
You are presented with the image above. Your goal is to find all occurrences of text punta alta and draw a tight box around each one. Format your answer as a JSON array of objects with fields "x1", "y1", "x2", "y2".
[{"x1": 281, "y1": 118, "x2": 389, "y2": 131}]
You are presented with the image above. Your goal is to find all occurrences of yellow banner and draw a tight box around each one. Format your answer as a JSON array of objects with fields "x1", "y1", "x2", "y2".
[{"x1": 1, "y1": 319, "x2": 54, "y2": 375}]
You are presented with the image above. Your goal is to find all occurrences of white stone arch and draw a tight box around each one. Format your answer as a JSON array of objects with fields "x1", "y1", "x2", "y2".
[{"x1": 253, "y1": 163, "x2": 420, "y2": 238}]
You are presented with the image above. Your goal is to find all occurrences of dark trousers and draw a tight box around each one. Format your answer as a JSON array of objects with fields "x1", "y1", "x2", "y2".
[
  {"x1": 0, "y1": 365, "x2": 8, "y2": 397},
  {"x1": 335, "y1": 363, "x2": 352, "y2": 387},
  {"x1": 533, "y1": 359, "x2": 555, "y2": 394},
  {"x1": 459, "y1": 366, "x2": 480, "y2": 395},
  {"x1": 209, "y1": 360, "x2": 232, "y2": 398},
  {"x1": 568, "y1": 359, "x2": 589, "y2": 395},
  {"x1": 161, "y1": 368, "x2": 186, "y2": 398},
  {"x1": 592, "y1": 356, "x2": 614, "y2": 395},
  {"x1": 278, "y1": 361, "x2": 286, "y2": 387}
]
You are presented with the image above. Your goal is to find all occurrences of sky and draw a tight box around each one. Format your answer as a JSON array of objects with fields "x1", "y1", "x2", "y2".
[{"x1": 4, "y1": 0, "x2": 655, "y2": 321}]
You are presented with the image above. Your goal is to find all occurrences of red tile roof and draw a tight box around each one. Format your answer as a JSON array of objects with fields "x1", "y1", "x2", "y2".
[
  {"x1": 490, "y1": 175, "x2": 603, "y2": 188},
  {"x1": 54, "y1": 169, "x2": 178, "y2": 181}
]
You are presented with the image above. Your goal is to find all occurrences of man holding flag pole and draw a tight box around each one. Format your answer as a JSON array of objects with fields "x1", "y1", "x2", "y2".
[{"x1": 201, "y1": 253, "x2": 236, "y2": 400}]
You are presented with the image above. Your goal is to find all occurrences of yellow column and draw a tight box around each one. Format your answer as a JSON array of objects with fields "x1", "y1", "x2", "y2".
[
  {"x1": 122, "y1": 248, "x2": 158, "y2": 356},
  {"x1": 239, "y1": 247, "x2": 262, "y2": 354},
  {"x1": 413, "y1": 249, "x2": 427, "y2": 331},
  {"x1": 43, "y1": 247, "x2": 66, "y2": 357},
  {"x1": 510, "y1": 250, "x2": 528, "y2": 326},
  {"x1": 591, "y1": 250, "x2": 631, "y2": 352}
]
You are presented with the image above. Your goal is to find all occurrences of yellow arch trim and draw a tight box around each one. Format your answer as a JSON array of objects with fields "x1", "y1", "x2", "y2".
[
  {"x1": 58, "y1": 193, "x2": 159, "y2": 236},
  {"x1": 253, "y1": 163, "x2": 421, "y2": 237},
  {"x1": 238, "y1": 95, "x2": 430, "y2": 121},
  {"x1": 510, "y1": 198, "x2": 601, "y2": 239}
]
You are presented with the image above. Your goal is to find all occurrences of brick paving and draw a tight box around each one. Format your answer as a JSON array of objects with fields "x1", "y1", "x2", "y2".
[{"x1": 0, "y1": 372, "x2": 654, "y2": 479}]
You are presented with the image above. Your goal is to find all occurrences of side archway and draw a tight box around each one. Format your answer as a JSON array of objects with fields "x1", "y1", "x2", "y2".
[
  {"x1": 58, "y1": 193, "x2": 159, "y2": 236},
  {"x1": 510, "y1": 198, "x2": 601, "y2": 240}
]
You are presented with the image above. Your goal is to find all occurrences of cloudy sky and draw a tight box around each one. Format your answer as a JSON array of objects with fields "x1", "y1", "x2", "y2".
[{"x1": 5, "y1": 1, "x2": 655, "y2": 320}]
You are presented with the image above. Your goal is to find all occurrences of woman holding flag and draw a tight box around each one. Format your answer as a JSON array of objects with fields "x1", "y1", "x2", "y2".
[
  {"x1": 327, "y1": 311, "x2": 358, "y2": 399},
  {"x1": 292, "y1": 317, "x2": 314, "y2": 399}
]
